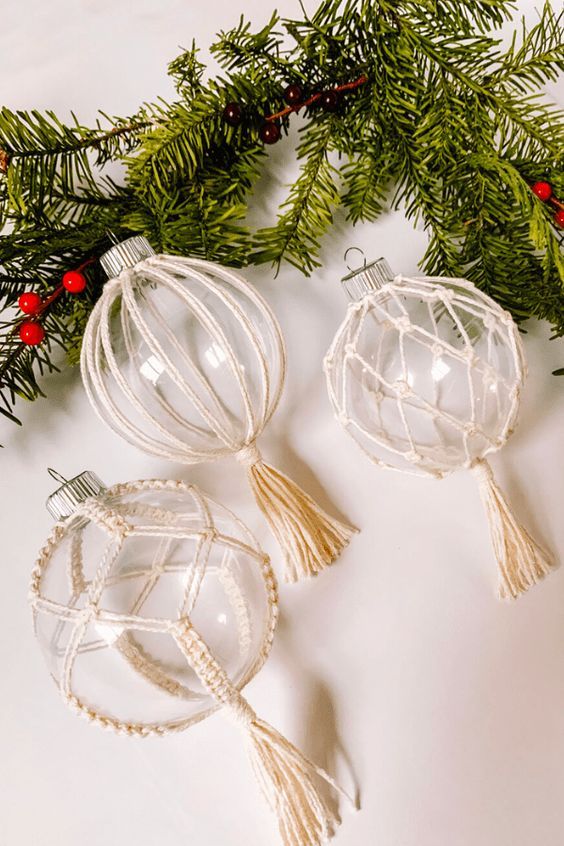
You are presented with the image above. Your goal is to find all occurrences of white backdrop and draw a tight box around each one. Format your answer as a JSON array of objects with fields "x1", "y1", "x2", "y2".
[{"x1": 1, "y1": 3, "x2": 563, "y2": 845}]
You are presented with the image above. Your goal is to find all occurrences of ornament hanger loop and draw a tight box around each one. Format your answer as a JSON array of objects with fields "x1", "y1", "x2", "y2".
[
  {"x1": 344, "y1": 246, "x2": 367, "y2": 272},
  {"x1": 47, "y1": 468, "x2": 69, "y2": 484}
]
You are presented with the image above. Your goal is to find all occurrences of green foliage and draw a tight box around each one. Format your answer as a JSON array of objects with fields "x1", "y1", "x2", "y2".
[{"x1": 0, "y1": 0, "x2": 563, "y2": 427}]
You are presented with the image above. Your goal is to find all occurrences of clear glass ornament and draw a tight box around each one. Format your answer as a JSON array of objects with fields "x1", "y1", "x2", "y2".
[
  {"x1": 31, "y1": 472, "x2": 275, "y2": 730},
  {"x1": 80, "y1": 237, "x2": 355, "y2": 583},
  {"x1": 30, "y1": 473, "x2": 347, "y2": 845},
  {"x1": 82, "y1": 237, "x2": 284, "y2": 462},
  {"x1": 325, "y1": 256, "x2": 525, "y2": 477},
  {"x1": 325, "y1": 255, "x2": 553, "y2": 601}
]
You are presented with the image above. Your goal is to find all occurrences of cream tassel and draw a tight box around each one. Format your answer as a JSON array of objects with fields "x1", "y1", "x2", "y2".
[
  {"x1": 238, "y1": 710, "x2": 343, "y2": 846},
  {"x1": 236, "y1": 441, "x2": 357, "y2": 583},
  {"x1": 174, "y1": 621, "x2": 353, "y2": 846},
  {"x1": 472, "y1": 458, "x2": 554, "y2": 600}
]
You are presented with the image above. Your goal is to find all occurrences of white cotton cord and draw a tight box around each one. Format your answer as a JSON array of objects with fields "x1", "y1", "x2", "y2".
[
  {"x1": 236, "y1": 442, "x2": 357, "y2": 582},
  {"x1": 29, "y1": 479, "x2": 278, "y2": 737},
  {"x1": 81, "y1": 255, "x2": 355, "y2": 584},
  {"x1": 472, "y1": 459, "x2": 554, "y2": 600},
  {"x1": 325, "y1": 273, "x2": 555, "y2": 599},
  {"x1": 174, "y1": 619, "x2": 354, "y2": 846},
  {"x1": 325, "y1": 275, "x2": 525, "y2": 478}
]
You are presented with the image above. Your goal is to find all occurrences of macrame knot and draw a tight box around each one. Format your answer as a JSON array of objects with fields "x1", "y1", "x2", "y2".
[
  {"x1": 116, "y1": 266, "x2": 138, "y2": 285},
  {"x1": 235, "y1": 441, "x2": 263, "y2": 467},
  {"x1": 76, "y1": 601, "x2": 99, "y2": 626},
  {"x1": 225, "y1": 694, "x2": 257, "y2": 727},
  {"x1": 393, "y1": 379, "x2": 412, "y2": 398},
  {"x1": 405, "y1": 449, "x2": 422, "y2": 463},
  {"x1": 470, "y1": 457, "x2": 493, "y2": 481},
  {"x1": 395, "y1": 315, "x2": 412, "y2": 332},
  {"x1": 78, "y1": 499, "x2": 131, "y2": 538},
  {"x1": 103, "y1": 276, "x2": 125, "y2": 296},
  {"x1": 203, "y1": 526, "x2": 218, "y2": 544}
]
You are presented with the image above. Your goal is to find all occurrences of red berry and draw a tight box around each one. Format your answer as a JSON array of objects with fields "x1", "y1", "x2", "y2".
[
  {"x1": 320, "y1": 90, "x2": 340, "y2": 112},
  {"x1": 532, "y1": 181, "x2": 552, "y2": 202},
  {"x1": 18, "y1": 291, "x2": 42, "y2": 315},
  {"x1": 223, "y1": 102, "x2": 242, "y2": 127},
  {"x1": 259, "y1": 122, "x2": 281, "y2": 145},
  {"x1": 284, "y1": 84, "x2": 303, "y2": 105},
  {"x1": 19, "y1": 321, "x2": 45, "y2": 345},
  {"x1": 62, "y1": 270, "x2": 87, "y2": 293},
  {"x1": 554, "y1": 209, "x2": 564, "y2": 228}
]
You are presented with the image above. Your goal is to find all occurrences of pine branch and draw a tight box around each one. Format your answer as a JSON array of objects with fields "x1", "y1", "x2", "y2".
[
  {"x1": 1, "y1": 0, "x2": 564, "y2": 430},
  {"x1": 486, "y1": 4, "x2": 564, "y2": 92},
  {"x1": 254, "y1": 117, "x2": 341, "y2": 273}
]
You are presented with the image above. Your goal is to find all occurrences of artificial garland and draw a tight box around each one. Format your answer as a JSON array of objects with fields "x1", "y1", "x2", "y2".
[{"x1": 0, "y1": 0, "x2": 563, "y2": 427}]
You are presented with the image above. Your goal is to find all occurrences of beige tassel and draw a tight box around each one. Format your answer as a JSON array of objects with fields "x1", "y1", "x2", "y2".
[
  {"x1": 236, "y1": 441, "x2": 357, "y2": 582},
  {"x1": 472, "y1": 459, "x2": 554, "y2": 600},
  {"x1": 174, "y1": 621, "x2": 353, "y2": 846},
  {"x1": 238, "y1": 708, "x2": 344, "y2": 846}
]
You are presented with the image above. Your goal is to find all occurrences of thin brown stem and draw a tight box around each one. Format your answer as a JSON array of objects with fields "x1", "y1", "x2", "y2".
[
  {"x1": 548, "y1": 195, "x2": 564, "y2": 212},
  {"x1": 265, "y1": 74, "x2": 368, "y2": 122}
]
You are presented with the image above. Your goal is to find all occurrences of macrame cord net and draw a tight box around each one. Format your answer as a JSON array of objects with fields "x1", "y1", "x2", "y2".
[
  {"x1": 325, "y1": 269, "x2": 554, "y2": 600},
  {"x1": 30, "y1": 479, "x2": 351, "y2": 846},
  {"x1": 81, "y1": 242, "x2": 355, "y2": 583}
]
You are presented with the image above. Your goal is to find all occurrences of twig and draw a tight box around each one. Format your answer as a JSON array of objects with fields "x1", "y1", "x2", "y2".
[{"x1": 266, "y1": 74, "x2": 368, "y2": 122}]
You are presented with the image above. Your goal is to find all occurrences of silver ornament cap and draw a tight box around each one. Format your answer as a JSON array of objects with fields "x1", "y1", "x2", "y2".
[
  {"x1": 100, "y1": 235, "x2": 155, "y2": 279},
  {"x1": 46, "y1": 469, "x2": 107, "y2": 521},
  {"x1": 341, "y1": 255, "x2": 395, "y2": 301}
]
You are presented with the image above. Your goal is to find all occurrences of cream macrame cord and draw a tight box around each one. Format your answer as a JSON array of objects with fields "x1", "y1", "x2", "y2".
[
  {"x1": 325, "y1": 274, "x2": 554, "y2": 599},
  {"x1": 81, "y1": 254, "x2": 356, "y2": 582},
  {"x1": 30, "y1": 479, "x2": 351, "y2": 846}
]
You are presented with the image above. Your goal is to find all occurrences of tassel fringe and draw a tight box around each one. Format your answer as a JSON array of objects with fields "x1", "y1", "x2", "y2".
[
  {"x1": 173, "y1": 620, "x2": 353, "y2": 846},
  {"x1": 472, "y1": 459, "x2": 554, "y2": 600},
  {"x1": 244, "y1": 715, "x2": 346, "y2": 846},
  {"x1": 236, "y1": 442, "x2": 357, "y2": 582}
]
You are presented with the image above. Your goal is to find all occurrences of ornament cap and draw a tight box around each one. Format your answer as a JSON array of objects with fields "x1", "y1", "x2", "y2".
[
  {"x1": 46, "y1": 469, "x2": 107, "y2": 521},
  {"x1": 100, "y1": 235, "x2": 155, "y2": 280},
  {"x1": 341, "y1": 253, "x2": 395, "y2": 301}
]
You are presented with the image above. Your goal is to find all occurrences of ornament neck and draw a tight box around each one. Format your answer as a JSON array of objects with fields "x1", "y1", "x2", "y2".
[
  {"x1": 46, "y1": 470, "x2": 107, "y2": 521},
  {"x1": 100, "y1": 235, "x2": 156, "y2": 279},
  {"x1": 341, "y1": 256, "x2": 395, "y2": 301}
]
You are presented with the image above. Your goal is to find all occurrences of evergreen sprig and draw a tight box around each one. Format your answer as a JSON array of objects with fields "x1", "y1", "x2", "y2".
[{"x1": 0, "y1": 0, "x2": 563, "y2": 428}]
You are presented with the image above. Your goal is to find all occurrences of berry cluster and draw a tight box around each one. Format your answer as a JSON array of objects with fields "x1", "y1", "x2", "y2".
[
  {"x1": 531, "y1": 181, "x2": 564, "y2": 228},
  {"x1": 17, "y1": 267, "x2": 89, "y2": 346},
  {"x1": 222, "y1": 75, "x2": 368, "y2": 145}
]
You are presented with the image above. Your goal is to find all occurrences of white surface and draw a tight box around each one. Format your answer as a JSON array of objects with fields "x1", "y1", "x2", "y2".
[{"x1": 1, "y1": 3, "x2": 563, "y2": 845}]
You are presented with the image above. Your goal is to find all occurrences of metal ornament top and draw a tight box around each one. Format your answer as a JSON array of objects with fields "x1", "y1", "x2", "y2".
[
  {"x1": 341, "y1": 254, "x2": 395, "y2": 301},
  {"x1": 100, "y1": 235, "x2": 155, "y2": 279},
  {"x1": 46, "y1": 470, "x2": 107, "y2": 521}
]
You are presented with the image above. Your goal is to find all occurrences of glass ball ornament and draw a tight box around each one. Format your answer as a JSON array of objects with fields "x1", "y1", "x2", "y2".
[
  {"x1": 30, "y1": 471, "x2": 349, "y2": 845},
  {"x1": 324, "y1": 254, "x2": 554, "y2": 599},
  {"x1": 31, "y1": 471, "x2": 276, "y2": 731},
  {"x1": 325, "y1": 255, "x2": 524, "y2": 477},
  {"x1": 81, "y1": 237, "x2": 284, "y2": 463},
  {"x1": 80, "y1": 236, "x2": 354, "y2": 583}
]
